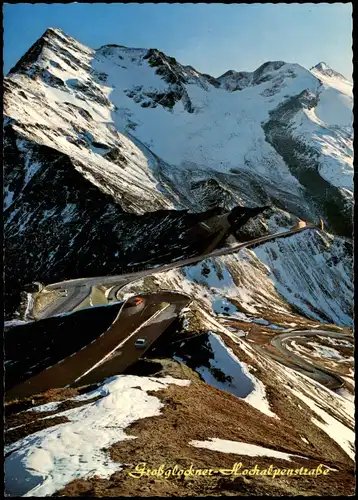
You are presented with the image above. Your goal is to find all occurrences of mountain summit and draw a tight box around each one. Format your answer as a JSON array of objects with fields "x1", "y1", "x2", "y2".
[
  {"x1": 3, "y1": 27, "x2": 353, "y2": 325},
  {"x1": 311, "y1": 61, "x2": 350, "y2": 81},
  {"x1": 3, "y1": 27, "x2": 354, "y2": 498}
]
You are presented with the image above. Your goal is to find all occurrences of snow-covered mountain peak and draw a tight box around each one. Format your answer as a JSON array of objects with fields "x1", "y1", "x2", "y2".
[
  {"x1": 8, "y1": 27, "x2": 93, "y2": 78},
  {"x1": 5, "y1": 28, "x2": 353, "y2": 219},
  {"x1": 311, "y1": 61, "x2": 350, "y2": 82},
  {"x1": 4, "y1": 27, "x2": 353, "y2": 322},
  {"x1": 217, "y1": 60, "x2": 318, "y2": 93},
  {"x1": 314, "y1": 62, "x2": 332, "y2": 72}
]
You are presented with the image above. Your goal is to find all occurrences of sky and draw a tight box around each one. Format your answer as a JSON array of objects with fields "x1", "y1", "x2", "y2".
[{"x1": 3, "y1": 3, "x2": 353, "y2": 80}]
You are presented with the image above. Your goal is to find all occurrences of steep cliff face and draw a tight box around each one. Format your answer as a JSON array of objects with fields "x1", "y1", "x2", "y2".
[
  {"x1": 4, "y1": 27, "x2": 353, "y2": 325},
  {"x1": 262, "y1": 89, "x2": 352, "y2": 237}
]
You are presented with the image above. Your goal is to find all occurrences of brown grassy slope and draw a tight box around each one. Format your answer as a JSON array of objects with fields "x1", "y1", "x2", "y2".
[{"x1": 52, "y1": 366, "x2": 354, "y2": 497}]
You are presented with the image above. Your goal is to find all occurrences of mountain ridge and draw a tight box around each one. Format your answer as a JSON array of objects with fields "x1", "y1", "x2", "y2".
[
  {"x1": 3, "y1": 26, "x2": 354, "y2": 498},
  {"x1": 9, "y1": 27, "x2": 351, "y2": 85},
  {"x1": 311, "y1": 61, "x2": 351, "y2": 82},
  {"x1": 4, "y1": 26, "x2": 353, "y2": 326}
]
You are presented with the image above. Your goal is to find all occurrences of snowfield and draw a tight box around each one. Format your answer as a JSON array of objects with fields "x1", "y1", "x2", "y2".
[
  {"x1": 4, "y1": 27, "x2": 353, "y2": 328},
  {"x1": 283, "y1": 367, "x2": 355, "y2": 461},
  {"x1": 253, "y1": 229, "x2": 353, "y2": 327},
  {"x1": 175, "y1": 330, "x2": 278, "y2": 419},
  {"x1": 5, "y1": 375, "x2": 190, "y2": 497}
]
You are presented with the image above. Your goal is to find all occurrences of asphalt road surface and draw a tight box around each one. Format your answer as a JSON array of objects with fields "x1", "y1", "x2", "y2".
[
  {"x1": 256, "y1": 329, "x2": 351, "y2": 390},
  {"x1": 71, "y1": 292, "x2": 191, "y2": 388},
  {"x1": 8, "y1": 224, "x2": 336, "y2": 399},
  {"x1": 5, "y1": 301, "x2": 124, "y2": 392},
  {"x1": 5, "y1": 292, "x2": 190, "y2": 401},
  {"x1": 40, "y1": 226, "x2": 315, "y2": 319},
  {"x1": 34, "y1": 285, "x2": 93, "y2": 321}
]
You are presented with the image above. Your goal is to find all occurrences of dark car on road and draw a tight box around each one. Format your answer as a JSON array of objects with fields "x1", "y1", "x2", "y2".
[{"x1": 135, "y1": 338, "x2": 147, "y2": 348}]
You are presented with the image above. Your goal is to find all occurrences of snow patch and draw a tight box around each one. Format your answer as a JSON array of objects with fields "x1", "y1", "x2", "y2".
[
  {"x1": 190, "y1": 438, "x2": 308, "y2": 461},
  {"x1": 290, "y1": 387, "x2": 355, "y2": 461},
  {"x1": 177, "y1": 330, "x2": 278, "y2": 419},
  {"x1": 4, "y1": 375, "x2": 190, "y2": 497}
]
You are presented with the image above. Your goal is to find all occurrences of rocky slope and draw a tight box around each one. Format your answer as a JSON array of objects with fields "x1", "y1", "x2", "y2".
[
  {"x1": 3, "y1": 28, "x2": 354, "y2": 497},
  {"x1": 4, "y1": 312, "x2": 354, "y2": 497},
  {"x1": 4, "y1": 27, "x2": 353, "y2": 326},
  {"x1": 112, "y1": 211, "x2": 352, "y2": 328}
]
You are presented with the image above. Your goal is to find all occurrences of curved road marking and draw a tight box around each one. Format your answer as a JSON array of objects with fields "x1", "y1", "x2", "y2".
[
  {"x1": 34, "y1": 226, "x2": 318, "y2": 321},
  {"x1": 260, "y1": 329, "x2": 352, "y2": 389},
  {"x1": 44, "y1": 226, "x2": 314, "y2": 293},
  {"x1": 5, "y1": 293, "x2": 189, "y2": 400},
  {"x1": 72, "y1": 303, "x2": 171, "y2": 385}
]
